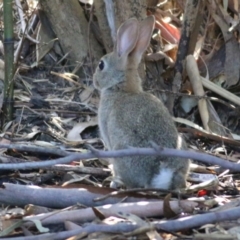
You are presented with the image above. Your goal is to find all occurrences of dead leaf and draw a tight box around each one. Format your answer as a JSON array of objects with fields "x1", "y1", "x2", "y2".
[
  {"x1": 180, "y1": 96, "x2": 198, "y2": 114},
  {"x1": 146, "y1": 52, "x2": 166, "y2": 61},
  {"x1": 33, "y1": 140, "x2": 56, "y2": 147},
  {"x1": 26, "y1": 0, "x2": 38, "y2": 9},
  {"x1": 64, "y1": 221, "x2": 83, "y2": 230},
  {"x1": 92, "y1": 207, "x2": 106, "y2": 220},
  {"x1": 118, "y1": 212, "x2": 156, "y2": 237},
  {"x1": 146, "y1": 230, "x2": 164, "y2": 240},
  {"x1": 118, "y1": 212, "x2": 146, "y2": 225},
  {"x1": 67, "y1": 118, "x2": 98, "y2": 141},
  {"x1": 62, "y1": 173, "x2": 90, "y2": 186},
  {"x1": 79, "y1": 87, "x2": 94, "y2": 104},
  {"x1": 154, "y1": 10, "x2": 180, "y2": 44},
  {"x1": 103, "y1": 216, "x2": 126, "y2": 225},
  {"x1": 0, "y1": 59, "x2": 4, "y2": 80},
  {"x1": 79, "y1": 0, "x2": 93, "y2": 4},
  {"x1": 188, "y1": 172, "x2": 217, "y2": 183},
  {"x1": 163, "y1": 193, "x2": 177, "y2": 219},
  {"x1": 36, "y1": 23, "x2": 55, "y2": 64},
  {"x1": 25, "y1": 204, "x2": 51, "y2": 215}
]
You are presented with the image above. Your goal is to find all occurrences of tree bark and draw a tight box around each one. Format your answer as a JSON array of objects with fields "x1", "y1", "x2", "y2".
[
  {"x1": 39, "y1": 0, "x2": 102, "y2": 71},
  {"x1": 94, "y1": 0, "x2": 113, "y2": 53}
]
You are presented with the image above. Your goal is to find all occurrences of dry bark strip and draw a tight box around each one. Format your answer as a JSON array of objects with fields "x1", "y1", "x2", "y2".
[
  {"x1": 23, "y1": 199, "x2": 197, "y2": 224},
  {"x1": 175, "y1": 0, "x2": 203, "y2": 74}
]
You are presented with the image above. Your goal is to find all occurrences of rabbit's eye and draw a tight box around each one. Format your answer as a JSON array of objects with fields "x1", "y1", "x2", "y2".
[{"x1": 98, "y1": 60, "x2": 104, "y2": 70}]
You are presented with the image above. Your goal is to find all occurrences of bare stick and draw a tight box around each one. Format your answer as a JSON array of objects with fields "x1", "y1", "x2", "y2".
[
  {"x1": 0, "y1": 144, "x2": 239, "y2": 171},
  {"x1": 0, "y1": 182, "x2": 153, "y2": 208},
  {"x1": 0, "y1": 143, "x2": 70, "y2": 156}
]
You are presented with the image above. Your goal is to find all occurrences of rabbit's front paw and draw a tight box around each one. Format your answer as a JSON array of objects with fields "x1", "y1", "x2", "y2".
[{"x1": 110, "y1": 176, "x2": 125, "y2": 189}]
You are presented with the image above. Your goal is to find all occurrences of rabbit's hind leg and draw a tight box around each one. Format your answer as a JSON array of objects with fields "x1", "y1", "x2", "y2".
[{"x1": 171, "y1": 171, "x2": 187, "y2": 190}]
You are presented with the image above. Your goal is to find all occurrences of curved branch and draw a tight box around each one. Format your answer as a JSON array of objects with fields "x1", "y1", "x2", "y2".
[{"x1": 0, "y1": 143, "x2": 239, "y2": 171}]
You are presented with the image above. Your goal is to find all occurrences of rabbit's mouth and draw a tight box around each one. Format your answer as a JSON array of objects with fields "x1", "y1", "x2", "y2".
[
  {"x1": 93, "y1": 80, "x2": 99, "y2": 89},
  {"x1": 92, "y1": 74, "x2": 100, "y2": 89}
]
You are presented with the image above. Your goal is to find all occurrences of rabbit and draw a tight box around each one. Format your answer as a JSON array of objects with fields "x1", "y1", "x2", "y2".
[{"x1": 93, "y1": 16, "x2": 190, "y2": 190}]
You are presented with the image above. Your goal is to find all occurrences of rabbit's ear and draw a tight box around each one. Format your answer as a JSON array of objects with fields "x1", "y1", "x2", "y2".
[
  {"x1": 116, "y1": 18, "x2": 139, "y2": 57},
  {"x1": 130, "y1": 16, "x2": 155, "y2": 64}
]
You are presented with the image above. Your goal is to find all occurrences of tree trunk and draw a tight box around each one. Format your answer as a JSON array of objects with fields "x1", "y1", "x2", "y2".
[{"x1": 39, "y1": 0, "x2": 102, "y2": 72}]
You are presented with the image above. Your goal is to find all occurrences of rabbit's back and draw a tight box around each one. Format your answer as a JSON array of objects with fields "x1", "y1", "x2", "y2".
[{"x1": 103, "y1": 91, "x2": 179, "y2": 149}]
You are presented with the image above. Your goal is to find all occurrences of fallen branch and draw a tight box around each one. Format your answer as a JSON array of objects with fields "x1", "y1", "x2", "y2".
[
  {"x1": 0, "y1": 143, "x2": 239, "y2": 171},
  {"x1": 49, "y1": 164, "x2": 110, "y2": 177},
  {"x1": 2, "y1": 205, "x2": 240, "y2": 240},
  {"x1": 0, "y1": 183, "x2": 158, "y2": 208},
  {"x1": 0, "y1": 143, "x2": 70, "y2": 156}
]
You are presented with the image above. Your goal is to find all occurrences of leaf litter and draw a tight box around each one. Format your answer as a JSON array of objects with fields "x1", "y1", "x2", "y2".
[{"x1": 0, "y1": 0, "x2": 240, "y2": 239}]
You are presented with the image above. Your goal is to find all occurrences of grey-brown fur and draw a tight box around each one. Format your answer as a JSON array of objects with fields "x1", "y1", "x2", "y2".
[{"x1": 93, "y1": 16, "x2": 190, "y2": 189}]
